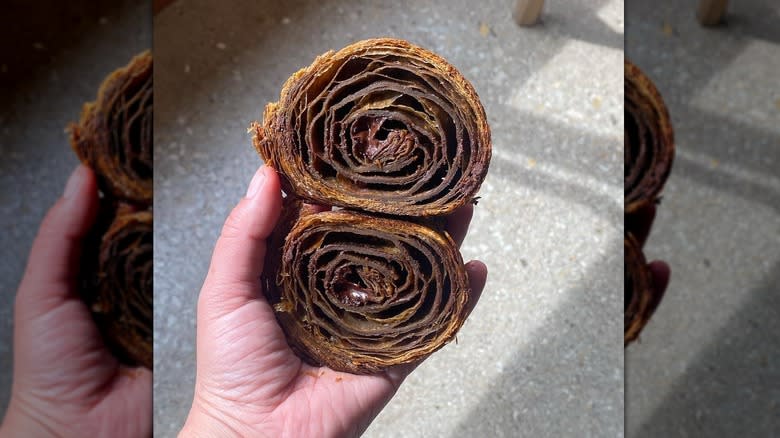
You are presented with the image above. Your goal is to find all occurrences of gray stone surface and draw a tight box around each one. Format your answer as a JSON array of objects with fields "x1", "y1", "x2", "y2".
[
  {"x1": 625, "y1": 1, "x2": 780, "y2": 437},
  {"x1": 155, "y1": 0, "x2": 624, "y2": 436},
  {"x1": 0, "y1": 0, "x2": 150, "y2": 419}
]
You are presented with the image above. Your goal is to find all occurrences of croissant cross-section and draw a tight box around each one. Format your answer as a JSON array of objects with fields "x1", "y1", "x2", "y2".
[
  {"x1": 253, "y1": 38, "x2": 491, "y2": 217},
  {"x1": 265, "y1": 209, "x2": 470, "y2": 374}
]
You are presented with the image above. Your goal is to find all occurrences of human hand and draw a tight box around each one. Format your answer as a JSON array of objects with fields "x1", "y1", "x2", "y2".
[
  {"x1": 181, "y1": 165, "x2": 488, "y2": 438},
  {"x1": 0, "y1": 165, "x2": 152, "y2": 438},
  {"x1": 627, "y1": 203, "x2": 671, "y2": 304}
]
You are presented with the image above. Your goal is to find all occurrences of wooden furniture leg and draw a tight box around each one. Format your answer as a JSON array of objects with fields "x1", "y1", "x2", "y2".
[
  {"x1": 697, "y1": 0, "x2": 729, "y2": 26},
  {"x1": 514, "y1": 0, "x2": 545, "y2": 26}
]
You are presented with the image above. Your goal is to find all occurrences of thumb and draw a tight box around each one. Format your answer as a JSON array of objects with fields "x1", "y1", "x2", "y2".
[
  {"x1": 197, "y1": 165, "x2": 282, "y2": 321},
  {"x1": 16, "y1": 164, "x2": 98, "y2": 318}
]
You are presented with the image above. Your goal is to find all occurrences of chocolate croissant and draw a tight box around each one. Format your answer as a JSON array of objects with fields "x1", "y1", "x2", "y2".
[
  {"x1": 255, "y1": 39, "x2": 490, "y2": 373},
  {"x1": 69, "y1": 51, "x2": 154, "y2": 368},
  {"x1": 262, "y1": 205, "x2": 470, "y2": 374},
  {"x1": 253, "y1": 38, "x2": 491, "y2": 217},
  {"x1": 624, "y1": 59, "x2": 674, "y2": 214},
  {"x1": 69, "y1": 51, "x2": 153, "y2": 206}
]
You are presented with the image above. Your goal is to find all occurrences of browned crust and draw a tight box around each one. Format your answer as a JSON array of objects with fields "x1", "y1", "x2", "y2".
[
  {"x1": 624, "y1": 59, "x2": 675, "y2": 215},
  {"x1": 68, "y1": 50, "x2": 153, "y2": 205},
  {"x1": 252, "y1": 38, "x2": 491, "y2": 217}
]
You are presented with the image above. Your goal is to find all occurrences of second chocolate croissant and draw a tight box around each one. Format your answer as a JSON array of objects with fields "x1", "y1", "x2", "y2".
[{"x1": 262, "y1": 203, "x2": 470, "y2": 374}]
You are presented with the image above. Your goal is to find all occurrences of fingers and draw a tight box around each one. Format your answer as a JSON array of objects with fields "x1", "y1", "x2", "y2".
[
  {"x1": 446, "y1": 204, "x2": 474, "y2": 248},
  {"x1": 463, "y1": 260, "x2": 488, "y2": 318},
  {"x1": 304, "y1": 203, "x2": 331, "y2": 213},
  {"x1": 626, "y1": 203, "x2": 656, "y2": 248},
  {"x1": 17, "y1": 165, "x2": 98, "y2": 310},
  {"x1": 648, "y1": 260, "x2": 670, "y2": 309},
  {"x1": 199, "y1": 165, "x2": 282, "y2": 319}
]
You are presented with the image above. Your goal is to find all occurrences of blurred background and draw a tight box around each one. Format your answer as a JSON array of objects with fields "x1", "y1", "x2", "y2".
[
  {"x1": 625, "y1": 0, "x2": 780, "y2": 436},
  {"x1": 154, "y1": 0, "x2": 623, "y2": 436},
  {"x1": 0, "y1": 0, "x2": 150, "y2": 419},
  {"x1": 3, "y1": 0, "x2": 778, "y2": 436}
]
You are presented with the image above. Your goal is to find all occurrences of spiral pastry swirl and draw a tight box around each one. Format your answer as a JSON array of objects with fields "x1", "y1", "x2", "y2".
[
  {"x1": 262, "y1": 206, "x2": 469, "y2": 374},
  {"x1": 253, "y1": 38, "x2": 491, "y2": 216}
]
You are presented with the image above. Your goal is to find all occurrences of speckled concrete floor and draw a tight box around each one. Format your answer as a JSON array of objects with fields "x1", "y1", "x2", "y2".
[
  {"x1": 154, "y1": 0, "x2": 623, "y2": 436},
  {"x1": 625, "y1": 0, "x2": 780, "y2": 436},
  {"x1": 0, "y1": 0, "x2": 150, "y2": 418}
]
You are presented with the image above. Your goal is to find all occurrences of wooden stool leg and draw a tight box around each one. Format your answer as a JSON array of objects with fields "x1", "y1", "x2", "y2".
[
  {"x1": 697, "y1": 0, "x2": 729, "y2": 26},
  {"x1": 514, "y1": 0, "x2": 545, "y2": 26}
]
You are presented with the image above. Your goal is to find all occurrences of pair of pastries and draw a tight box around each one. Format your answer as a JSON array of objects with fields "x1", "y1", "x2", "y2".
[
  {"x1": 254, "y1": 39, "x2": 491, "y2": 373},
  {"x1": 624, "y1": 60, "x2": 674, "y2": 346}
]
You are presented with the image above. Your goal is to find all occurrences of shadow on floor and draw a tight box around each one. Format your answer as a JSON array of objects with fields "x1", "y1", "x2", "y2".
[
  {"x1": 454, "y1": 130, "x2": 623, "y2": 436},
  {"x1": 452, "y1": 242, "x2": 622, "y2": 437},
  {"x1": 632, "y1": 262, "x2": 780, "y2": 436}
]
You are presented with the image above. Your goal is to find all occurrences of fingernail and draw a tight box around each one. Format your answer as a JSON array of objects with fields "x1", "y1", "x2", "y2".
[
  {"x1": 63, "y1": 165, "x2": 85, "y2": 199},
  {"x1": 246, "y1": 167, "x2": 267, "y2": 198}
]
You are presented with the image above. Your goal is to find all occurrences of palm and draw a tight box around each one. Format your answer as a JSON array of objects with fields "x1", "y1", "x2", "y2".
[
  {"x1": 195, "y1": 294, "x2": 400, "y2": 437},
  {"x1": 12, "y1": 289, "x2": 151, "y2": 437}
]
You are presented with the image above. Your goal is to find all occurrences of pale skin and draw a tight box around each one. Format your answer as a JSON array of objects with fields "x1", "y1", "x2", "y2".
[
  {"x1": 181, "y1": 165, "x2": 487, "y2": 437},
  {"x1": 0, "y1": 164, "x2": 487, "y2": 438},
  {"x1": 627, "y1": 203, "x2": 671, "y2": 297}
]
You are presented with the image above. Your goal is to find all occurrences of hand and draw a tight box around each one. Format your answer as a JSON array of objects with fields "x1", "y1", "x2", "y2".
[
  {"x1": 181, "y1": 165, "x2": 488, "y2": 438},
  {"x1": 627, "y1": 203, "x2": 671, "y2": 302},
  {"x1": 0, "y1": 165, "x2": 151, "y2": 438}
]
